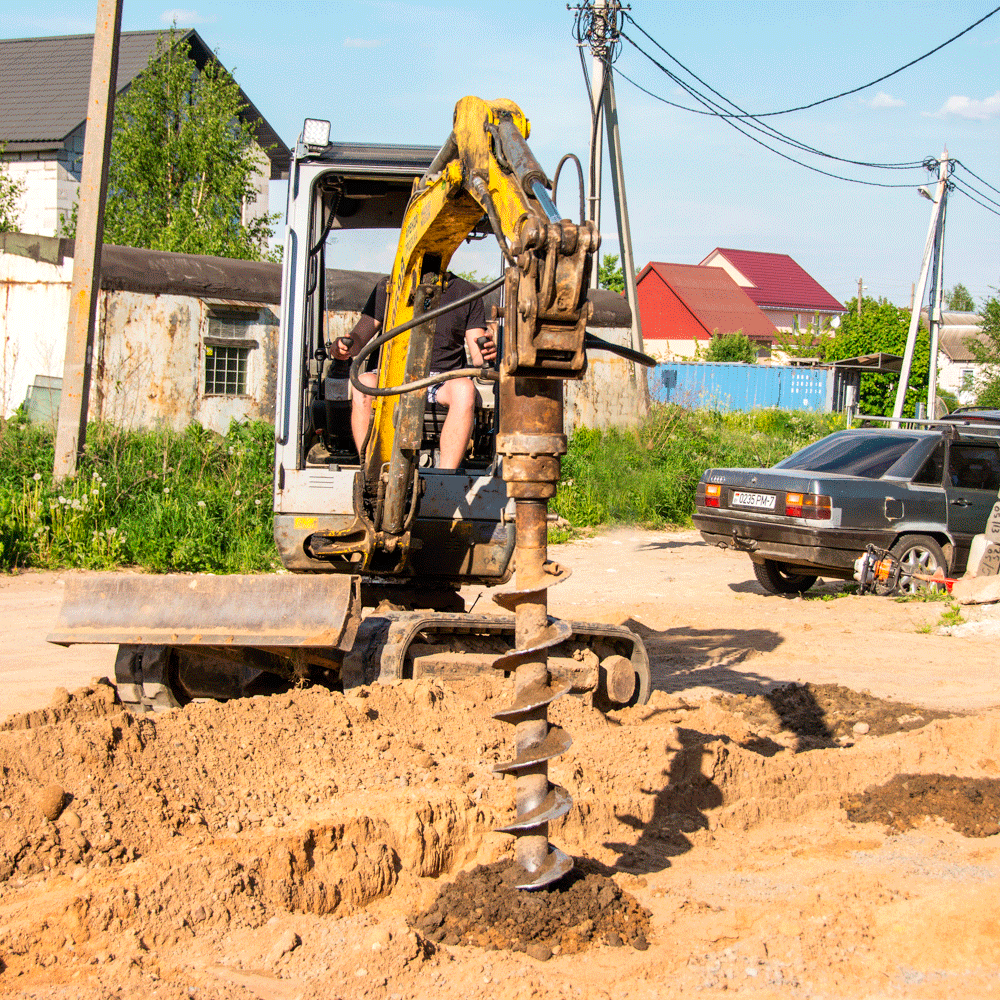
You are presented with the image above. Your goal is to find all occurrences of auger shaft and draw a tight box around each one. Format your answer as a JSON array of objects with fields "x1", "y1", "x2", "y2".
[
  {"x1": 511, "y1": 498, "x2": 553, "y2": 873},
  {"x1": 493, "y1": 377, "x2": 574, "y2": 888}
]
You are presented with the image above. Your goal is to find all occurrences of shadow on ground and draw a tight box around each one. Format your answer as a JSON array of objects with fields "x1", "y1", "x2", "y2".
[{"x1": 595, "y1": 617, "x2": 838, "y2": 875}]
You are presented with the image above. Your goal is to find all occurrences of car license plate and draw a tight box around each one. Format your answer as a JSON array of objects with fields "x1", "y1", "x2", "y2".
[{"x1": 731, "y1": 491, "x2": 776, "y2": 510}]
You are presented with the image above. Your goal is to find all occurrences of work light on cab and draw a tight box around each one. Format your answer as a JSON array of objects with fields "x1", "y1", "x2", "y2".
[{"x1": 785, "y1": 492, "x2": 832, "y2": 520}]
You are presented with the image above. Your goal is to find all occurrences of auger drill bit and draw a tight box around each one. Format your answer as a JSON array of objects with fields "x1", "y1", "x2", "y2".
[{"x1": 493, "y1": 377, "x2": 574, "y2": 890}]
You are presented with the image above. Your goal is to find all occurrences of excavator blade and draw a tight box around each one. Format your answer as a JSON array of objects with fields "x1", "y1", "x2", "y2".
[{"x1": 48, "y1": 573, "x2": 361, "y2": 650}]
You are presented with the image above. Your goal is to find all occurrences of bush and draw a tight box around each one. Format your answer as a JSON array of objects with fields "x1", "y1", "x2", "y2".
[{"x1": 704, "y1": 331, "x2": 756, "y2": 364}]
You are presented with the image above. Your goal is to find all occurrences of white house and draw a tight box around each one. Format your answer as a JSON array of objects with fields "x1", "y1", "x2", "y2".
[
  {"x1": 0, "y1": 28, "x2": 289, "y2": 237},
  {"x1": 924, "y1": 309, "x2": 989, "y2": 406}
]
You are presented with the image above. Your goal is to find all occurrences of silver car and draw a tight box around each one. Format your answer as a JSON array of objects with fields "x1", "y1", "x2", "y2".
[{"x1": 693, "y1": 422, "x2": 1000, "y2": 594}]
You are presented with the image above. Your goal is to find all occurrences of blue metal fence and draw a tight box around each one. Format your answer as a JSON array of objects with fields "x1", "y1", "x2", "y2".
[{"x1": 652, "y1": 362, "x2": 831, "y2": 413}]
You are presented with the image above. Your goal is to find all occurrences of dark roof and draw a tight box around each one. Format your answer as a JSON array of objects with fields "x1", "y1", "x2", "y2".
[
  {"x1": 699, "y1": 248, "x2": 844, "y2": 313},
  {"x1": 637, "y1": 261, "x2": 777, "y2": 341},
  {"x1": 0, "y1": 29, "x2": 289, "y2": 178}
]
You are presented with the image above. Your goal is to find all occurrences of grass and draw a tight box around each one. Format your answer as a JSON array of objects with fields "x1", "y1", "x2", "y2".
[
  {"x1": 0, "y1": 413, "x2": 278, "y2": 573},
  {"x1": 553, "y1": 404, "x2": 845, "y2": 530},
  {"x1": 2, "y1": 403, "x2": 844, "y2": 572}
]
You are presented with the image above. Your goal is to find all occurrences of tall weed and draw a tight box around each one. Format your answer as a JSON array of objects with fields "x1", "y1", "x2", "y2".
[{"x1": 0, "y1": 414, "x2": 277, "y2": 573}]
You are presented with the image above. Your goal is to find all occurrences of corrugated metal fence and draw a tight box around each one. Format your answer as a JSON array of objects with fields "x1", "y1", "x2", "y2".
[{"x1": 651, "y1": 362, "x2": 831, "y2": 412}]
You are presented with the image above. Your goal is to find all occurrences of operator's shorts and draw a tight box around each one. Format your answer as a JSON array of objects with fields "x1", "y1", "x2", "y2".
[{"x1": 427, "y1": 372, "x2": 444, "y2": 405}]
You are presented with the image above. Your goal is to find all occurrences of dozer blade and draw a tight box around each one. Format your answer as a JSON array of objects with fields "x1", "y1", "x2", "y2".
[{"x1": 48, "y1": 573, "x2": 361, "y2": 650}]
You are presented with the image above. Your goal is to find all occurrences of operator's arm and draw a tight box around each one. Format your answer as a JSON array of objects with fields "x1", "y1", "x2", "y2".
[
  {"x1": 466, "y1": 324, "x2": 495, "y2": 367},
  {"x1": 331, "y1": 280, "x2": 385, "y2": 360}
]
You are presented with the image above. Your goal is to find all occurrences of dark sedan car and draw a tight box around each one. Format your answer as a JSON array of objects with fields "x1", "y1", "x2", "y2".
[{"x1": 694, "y1": 423, "x2": 1000, "y2": 594}]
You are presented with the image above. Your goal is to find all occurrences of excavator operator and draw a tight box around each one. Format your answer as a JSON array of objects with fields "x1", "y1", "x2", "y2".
[{"x1": 332, "y1": 272, "x2": 497, "y2": 469}]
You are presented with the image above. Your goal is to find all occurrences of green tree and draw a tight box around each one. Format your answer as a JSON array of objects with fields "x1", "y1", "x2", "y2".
[
  {"x1": 945, "y1": 283, "x2": 975, "y2": 312},
  {"x1": 598, "y1": 253, "x2": 625, "y2": 293},
  {"x1": 63, "y1": 30, "x2": 275, "y2": 259},
  {"x1": 0, "y1": 147, "x2": 24, "y2": 232},
  {"x1": 825, "y1": 296, "x2": 929, "y2": 416},
  {"x1": 704, "y1": 330, "x2": 756, "y2": 364},
  {"x1": 966, "y1": 286, "x2": 1000, "y2": 406}
]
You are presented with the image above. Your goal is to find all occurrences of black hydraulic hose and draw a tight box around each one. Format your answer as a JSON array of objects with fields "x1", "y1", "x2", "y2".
[
  {"x1": 584, "y1": 332, "x2": 657, "y2": 367},
  {"x1": 349, "y1": 275, "x2": 506, "y2": 398}
]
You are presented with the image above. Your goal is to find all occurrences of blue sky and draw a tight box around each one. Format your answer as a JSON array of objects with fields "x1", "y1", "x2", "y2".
[{"x1": 4, "y1": 0, "x2": 999, "y2": 309}]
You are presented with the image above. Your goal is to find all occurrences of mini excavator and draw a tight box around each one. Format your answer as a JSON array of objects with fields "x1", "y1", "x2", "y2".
[{"x1": 51, "y1": 97, "x2": 655, "y2": 888}]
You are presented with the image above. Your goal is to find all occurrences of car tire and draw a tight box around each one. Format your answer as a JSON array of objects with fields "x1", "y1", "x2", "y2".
[
  {"x1": 889, "y1": 535, "x2": 948, "y2": 595},
  {"x1": 753, "y1": 559, "x2": 819, "y2": 595}
]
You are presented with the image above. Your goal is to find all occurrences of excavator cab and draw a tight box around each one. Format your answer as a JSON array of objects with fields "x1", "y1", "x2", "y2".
[{"x1": 271, "y1": 129, "x2": 517, "y2": 584}]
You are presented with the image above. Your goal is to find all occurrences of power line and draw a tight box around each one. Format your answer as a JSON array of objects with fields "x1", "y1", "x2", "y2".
[
  {"x1": 951, "y1": 174, "x2": 1000, "y2": 211},
  {"x1": 952, "y1": 185, "x2": 1000, "y2": 219},
  {"x1": 617, "y1": 39, "x2": 926, "y2": 174},
  {"x1": 625, "y1": 6, "x2": 1000, "y2": 119},
  {"x1": 953, "y1": 160, "x2": 1000, "y2": 198},
  {"x1": 614, "y1": 40, "x2": 928, "y2": 187}
]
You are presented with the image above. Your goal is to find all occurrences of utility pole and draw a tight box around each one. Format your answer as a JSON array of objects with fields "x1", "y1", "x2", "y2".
[
  {"x1": 53, "y1": 0, "x2": 123, "y2": 480},
  {"x1": 587, "y1": 0, "x2": 608, "y2": 269},
  {"x1": 573, "y1": 0, "x2": 644, "y2": 362},
  {"x1": 892, "y1": 149, "x2": 950, "y2": 424},
  {"x1": 857, "y1": 277, "x2": 863, "y2": 317},
  {"x1": 925, "y1": 187, "x2": 948, "y2": 418}
]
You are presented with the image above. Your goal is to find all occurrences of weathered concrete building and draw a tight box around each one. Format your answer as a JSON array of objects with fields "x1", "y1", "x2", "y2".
[
  {"x1": 0, "y1": 29, "x2": 289, "y2": 237},
  {"x1": 1, "y1": 232, "x2": 380, "y2": 433}
]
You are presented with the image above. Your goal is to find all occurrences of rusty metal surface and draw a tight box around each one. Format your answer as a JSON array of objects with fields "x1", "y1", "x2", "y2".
[{"x1": 48, "y1": 573, "x2": 361, "y2": 649}]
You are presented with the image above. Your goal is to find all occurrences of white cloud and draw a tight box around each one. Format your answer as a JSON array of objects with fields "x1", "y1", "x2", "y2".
[
  {"x1": 865, "y1": 91, "x2": 904, "y2": 109},
  {"x1": 928, "y1": 91, "x2": 1000, "y2": 120},
  {"x1": 160, "y1": 9, "x2": 210, "y2": 26},
  {"x1": 343, "y1": 38, "x2": 386, "y2": 48}
]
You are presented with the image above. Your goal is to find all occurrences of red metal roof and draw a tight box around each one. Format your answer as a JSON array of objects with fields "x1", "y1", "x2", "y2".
[
  {"x1": 699, "y1": 248, "x2": 844, "y2": 313},
  {"x1": 637, "y1": 262, "x2": 777, "y2": 342}
]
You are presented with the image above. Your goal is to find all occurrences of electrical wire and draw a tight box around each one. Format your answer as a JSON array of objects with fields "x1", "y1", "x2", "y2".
[
  {"x1": 619, "y1": 31, "x2": 926, "y2": 172},
  {"x1": 614, "y1": 55, "x2": 924, "y2": 188},
  {"x1": 624, "y1": 5, "x2": 1000, "y2": 119},
  {"x1": 951, "y1": 185, "x2": 1000, "y2": 218},
  {"x1": 951, "y1": 174, "x2": 1000, "y2": 212},
  {"x1": 953, "y1": 160, "x2": 1000, "y2": 198}
]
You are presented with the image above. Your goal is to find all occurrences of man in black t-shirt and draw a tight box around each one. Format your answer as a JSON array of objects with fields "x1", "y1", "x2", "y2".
[{"x1": 332, "y1": 273, "x2": 495, "y2": 469}]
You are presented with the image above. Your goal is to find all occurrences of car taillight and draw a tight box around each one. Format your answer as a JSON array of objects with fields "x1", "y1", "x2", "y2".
[
  {"x1": 704, "y1": 484, "x2": 721, "y2": 508},
  {"x1": 785, "y1": 492, "x2": 831, "y2": 519}
]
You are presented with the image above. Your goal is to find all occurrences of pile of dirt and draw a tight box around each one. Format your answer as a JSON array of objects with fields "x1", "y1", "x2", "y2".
[
  {"x1": 412, "y1": 860, "x2": 651, "y2": 957},
  {"x1": 714, "y1": 682, "x2": 954, "y2": 747},
  {"x1": 843, "y1": 773, "x2": 1000, "y2": 837}
]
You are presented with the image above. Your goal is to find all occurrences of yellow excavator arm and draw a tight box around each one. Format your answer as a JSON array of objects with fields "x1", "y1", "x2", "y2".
[{"x1": 348, "y1": 96, "x2": 600, "y2": 556}]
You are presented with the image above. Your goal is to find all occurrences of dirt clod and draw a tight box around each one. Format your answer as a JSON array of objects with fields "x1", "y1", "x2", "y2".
[
  {"x1": 38, "y1": 783, "x2": 66, "y2": 821},
  {"x1": 842, "y1": 773, "x2": 1000, "y2": 836},
  {"x1": 411, "y1": 861, "x2": 652, "y2": 954}
]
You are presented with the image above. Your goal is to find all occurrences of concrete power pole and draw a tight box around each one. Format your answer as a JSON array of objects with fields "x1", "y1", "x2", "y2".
[
  {"x1": 892, "y1": 149, "x2": 950, "y2": 424},
  {"x1": 53, "y1": 0, "x2": 123, "y2": 480},
  {"x1": 857, "y1": 277, "x2": 863, "y2": 317},
  {"x1": 576, "y1": 0, "x2": 645, "y2": 362}
]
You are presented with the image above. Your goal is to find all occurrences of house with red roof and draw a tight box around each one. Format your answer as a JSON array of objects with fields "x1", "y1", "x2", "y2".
[
  {"x1": 636, "y1": 261, "x2": 778, "y2": 361},
  {"x1": 698, "y1": 248, "x2": 844, "y2": 332}
]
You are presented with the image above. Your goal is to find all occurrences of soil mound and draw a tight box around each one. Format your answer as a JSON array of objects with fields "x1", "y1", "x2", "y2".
[
  {"x1": 715, "y1": 682, "x2": 953, "y2": 746},
  {"x1": 411, "y1": 860, "x2": 650, "y2": 957},
  {"x1": 843, "y1": 773, "x2": 1000, "y2": 837}
]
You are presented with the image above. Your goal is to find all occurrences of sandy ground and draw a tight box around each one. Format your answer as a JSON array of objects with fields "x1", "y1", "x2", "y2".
[{"x1": 1, "y1": 528, "x2": 999, "y2": 999}]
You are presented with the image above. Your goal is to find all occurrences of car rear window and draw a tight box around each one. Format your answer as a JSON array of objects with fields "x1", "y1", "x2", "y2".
[{"x1": 776, "y1": 433, "x2": 917, "y2": 479}]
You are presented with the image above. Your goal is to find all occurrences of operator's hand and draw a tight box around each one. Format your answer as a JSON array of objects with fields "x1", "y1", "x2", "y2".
[
  {"x1": 475, "y1": 331, "x2": 498, "y2": 365},
  {"x1": 330, "y1": 336, "x2": 354, "y2": 361}
]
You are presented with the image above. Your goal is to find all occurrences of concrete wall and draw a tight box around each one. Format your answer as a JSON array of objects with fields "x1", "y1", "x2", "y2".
[
  {"x1": 564, "y1": 324, "x2": 647, "y2": 431},
  {"x1": 0, "y1": 249, "x2": 73, "y2": 416}
]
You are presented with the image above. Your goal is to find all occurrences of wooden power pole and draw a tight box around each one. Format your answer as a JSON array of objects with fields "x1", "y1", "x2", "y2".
[{"x1": 53, "y1": 0, "x2": 123, "y2": 480}]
